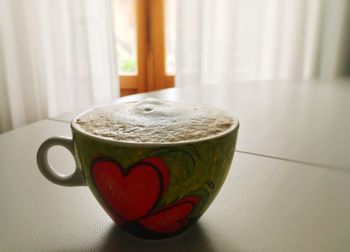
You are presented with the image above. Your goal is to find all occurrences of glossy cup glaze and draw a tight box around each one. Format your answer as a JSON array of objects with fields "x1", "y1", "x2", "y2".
[{"x1": 37, "y1": 106, "x2": 239, "y2": 239}]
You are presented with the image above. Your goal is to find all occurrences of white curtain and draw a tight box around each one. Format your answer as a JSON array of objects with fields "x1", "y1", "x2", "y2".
[
  {"x1": 0, "y1": 0, "x2": 119, "y2": 133},
  {"x1": 175, "y1": 0, "x2": 350, "y2": 86}
]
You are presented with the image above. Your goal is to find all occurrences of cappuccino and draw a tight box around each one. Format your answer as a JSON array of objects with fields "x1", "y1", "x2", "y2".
[{"x1": 74, "y1": 98, "x2": 236, "y2": 143}]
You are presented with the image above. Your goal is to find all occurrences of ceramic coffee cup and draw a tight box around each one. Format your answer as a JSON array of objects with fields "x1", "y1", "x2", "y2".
[{"x1": 36, "y1": 106, "x2": 239, "y2": 239}]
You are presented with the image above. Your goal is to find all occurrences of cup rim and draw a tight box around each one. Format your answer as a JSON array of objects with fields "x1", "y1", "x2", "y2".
[{"x1": 70, "y1": 104, "x2": 239, "y2": 147}]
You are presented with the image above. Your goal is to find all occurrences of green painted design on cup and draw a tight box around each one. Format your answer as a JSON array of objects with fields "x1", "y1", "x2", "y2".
[{"x1": 71, "y1": 121, "x2": 238, "y2": 239}]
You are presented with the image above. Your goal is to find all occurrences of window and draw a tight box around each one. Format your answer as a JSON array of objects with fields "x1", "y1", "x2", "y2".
[{"x1": 114, "y1": 0, "x2": 175, "y2": 96}]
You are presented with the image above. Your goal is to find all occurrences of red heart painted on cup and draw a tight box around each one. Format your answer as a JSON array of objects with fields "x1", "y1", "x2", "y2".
[
  {"x1": 139, "y1": 196, "x2": 200, "y2": 233},
  {"x1": 91, "y1": 156, "x2": 200, "y2": 235}
]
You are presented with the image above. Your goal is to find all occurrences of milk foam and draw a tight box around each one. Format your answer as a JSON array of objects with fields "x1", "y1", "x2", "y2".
[{"x1": 74, "y1": 98, "x2": 236, "y2": 143}]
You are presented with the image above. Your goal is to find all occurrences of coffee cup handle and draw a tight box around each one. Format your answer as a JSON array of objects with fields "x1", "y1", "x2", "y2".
[{"x1": 36, "y1": 137, "x2": 86, "y2": 186}]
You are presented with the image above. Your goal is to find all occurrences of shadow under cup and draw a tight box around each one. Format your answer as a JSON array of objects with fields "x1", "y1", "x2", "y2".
[{"x1": 37, "y1": 117, "x2": 239, "y2": 240}]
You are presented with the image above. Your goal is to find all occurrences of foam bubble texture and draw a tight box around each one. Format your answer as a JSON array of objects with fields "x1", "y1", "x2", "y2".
[{"x1": 74, "y1": 98, "x2": 236, "y2": 143}]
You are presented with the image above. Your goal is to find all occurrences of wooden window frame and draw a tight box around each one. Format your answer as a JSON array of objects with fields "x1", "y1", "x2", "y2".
[{"x1": 119, "y1": 0, "x2": 174, "y2": 96}]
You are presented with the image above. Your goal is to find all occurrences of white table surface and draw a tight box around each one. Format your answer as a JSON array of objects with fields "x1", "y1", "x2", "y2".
[
  {"x1": 1, "y1": 120, "x2": 350, "y2": 251},
  {"x1": 52, "y1": 79, "x2": 350, "y2": 170}
]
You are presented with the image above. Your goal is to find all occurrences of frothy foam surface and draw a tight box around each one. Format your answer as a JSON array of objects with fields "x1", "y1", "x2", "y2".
[{"x1": 74, "y1": 98, "x2": 236, "y2": 143}]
